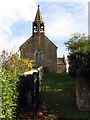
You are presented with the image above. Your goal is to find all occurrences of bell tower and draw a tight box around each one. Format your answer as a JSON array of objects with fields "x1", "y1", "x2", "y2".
[
  {"x1": 19, "y1": 5, "x2": 57, "y2": 72},
  {"x1": 32, "y1": 5, "x2": 45, "y2": 35}
]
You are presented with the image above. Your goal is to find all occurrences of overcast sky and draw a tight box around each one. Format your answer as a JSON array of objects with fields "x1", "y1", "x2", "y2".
[{"x1": 0, "y1": 0, "x2": 89, "y2": 57}]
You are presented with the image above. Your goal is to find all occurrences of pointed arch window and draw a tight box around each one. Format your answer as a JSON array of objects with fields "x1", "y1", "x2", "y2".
[
  {"x1": 35, "y1": 51, "x2": 38, "y2": 63},
  {"x1": 40, "y1": 23, "x2": 44, "y2": 33},
  {"x1": 39, "y1": 52, "x2": 42, "y2": 63},
  {"x1": 34, "y1": 50, "x2": 42, "y2": 63},
  {"x1": 33, "y1": 23, "x2": 37, "y2": 33}
]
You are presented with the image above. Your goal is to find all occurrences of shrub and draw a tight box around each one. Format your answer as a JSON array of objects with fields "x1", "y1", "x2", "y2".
[
  {"x1": 0, "y1": 50, "x2": 34, "y2": 119},
  {"x1": 65, "y1": 33, "x2": 90, "y2": 78}
]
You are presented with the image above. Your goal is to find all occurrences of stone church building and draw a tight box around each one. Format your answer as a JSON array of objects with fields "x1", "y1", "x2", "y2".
[
  {"x1": 57, "y1": 56, "x2": 66, "y2": 73},
  {"x1": 19, "y1": 5, "x2": 57, "y2": 72}
]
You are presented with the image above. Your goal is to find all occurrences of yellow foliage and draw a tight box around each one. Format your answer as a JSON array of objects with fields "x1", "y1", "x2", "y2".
[
  {"x1": 23, "y1": 58, "x2": 34, "y2": 70},
  {"x1": 6, "y1": 54, "x2": 34, "y2": 75}
]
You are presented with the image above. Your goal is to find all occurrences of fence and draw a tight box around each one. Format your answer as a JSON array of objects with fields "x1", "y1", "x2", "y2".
[{"x1": 18, "y1": 66, "x2": 43, "y2": 119}]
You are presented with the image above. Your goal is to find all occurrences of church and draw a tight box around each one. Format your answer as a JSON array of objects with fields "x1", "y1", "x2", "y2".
[{"x1": 19, "y1": 5, "x2": 57, "y2": 72}]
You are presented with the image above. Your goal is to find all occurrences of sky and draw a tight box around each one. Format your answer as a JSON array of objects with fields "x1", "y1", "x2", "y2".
[{"x1": 0, "y1": 0, "x2": 89, "y2": 58}]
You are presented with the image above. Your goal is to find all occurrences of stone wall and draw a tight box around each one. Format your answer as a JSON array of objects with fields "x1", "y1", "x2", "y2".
[
  {"x1": 57, "y1": 58, "x2": 66, "y2": 73},
  {"x1": 57, "y1": 64, "x2": 66, "y2": 73}
]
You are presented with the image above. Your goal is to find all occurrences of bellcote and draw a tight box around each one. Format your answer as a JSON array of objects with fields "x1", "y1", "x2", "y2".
[{"x1": 32, "y1": 5, "x2": 45, "y2": 35}]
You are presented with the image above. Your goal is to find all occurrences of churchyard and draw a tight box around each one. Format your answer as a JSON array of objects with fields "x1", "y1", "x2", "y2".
[
  {"x1": 1, "y1": 33, "x2": 90, "y2": 119},
  {"x1": 16, "y1": 72, "x2": 90, "y2": 119},
  {"x1": 1, "y1": 55, "x2": 90, "y2": 119},
  {"x1": 37, "y1": 73, "x2": 90, "y2": 119}
]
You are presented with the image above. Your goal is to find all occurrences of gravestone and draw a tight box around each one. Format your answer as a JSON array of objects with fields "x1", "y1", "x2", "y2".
[{"x1": 76, "y1": 76, "x2": 90, "y2": 111}]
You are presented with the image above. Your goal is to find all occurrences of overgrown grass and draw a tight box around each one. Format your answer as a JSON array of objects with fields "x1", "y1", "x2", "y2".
[{"x1": 40, "y1": 73, "x2": 90, "y2": 119}]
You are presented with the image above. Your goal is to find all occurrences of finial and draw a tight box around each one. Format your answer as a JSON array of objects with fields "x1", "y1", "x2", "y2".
[
  {"x1": 63, "y1": 54, "x2": 65, "y2": 58},
  {"x1": 38, "y1": 5, "x2": 40, "y2": 8}
]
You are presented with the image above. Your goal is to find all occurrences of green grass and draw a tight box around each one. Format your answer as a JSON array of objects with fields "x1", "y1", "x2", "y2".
[{"x1": 40, "y1": 73, "x2": 90, "y2": 119}]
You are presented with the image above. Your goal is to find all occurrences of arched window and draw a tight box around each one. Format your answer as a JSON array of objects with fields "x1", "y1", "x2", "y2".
[
  {"x1": 36, "y1": 52, "x2": 38, "y2": 63},
  {"x1": 39, "y1": 52, "x2": 42, "y2": 63},
  {"x1": 34, "y1": 50, "x2": 38, "y2": 63},
  {"x1": 33, "y1": 23, "x2": 37, "y2": 33},
  {"x1": 34, "y1": 50, "x2": 42, "y2": 64},
  {"x1": 40, "y1": 24, "x2": 44, "y2": 33}
]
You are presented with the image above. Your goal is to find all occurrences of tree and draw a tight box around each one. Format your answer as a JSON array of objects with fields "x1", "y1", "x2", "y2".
[{"x1": 65, "y1": 33, "x2": 90, "y2": 78}]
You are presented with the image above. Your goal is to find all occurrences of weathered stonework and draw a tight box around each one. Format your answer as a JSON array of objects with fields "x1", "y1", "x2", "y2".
[
  {"x1": 76, "y1": 77, "x2": 90, "y2": 111},
  {"x1": 57, "y1": 57, "x2": 66, "y2": 73},
  {"x1": 19, "y1": 5, "x2": 57, "y2": 72}
]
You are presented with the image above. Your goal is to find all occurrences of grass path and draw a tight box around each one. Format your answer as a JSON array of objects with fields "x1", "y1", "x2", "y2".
[{"x1": 38, "y1": 73, "x2": 90, "y2": 119}]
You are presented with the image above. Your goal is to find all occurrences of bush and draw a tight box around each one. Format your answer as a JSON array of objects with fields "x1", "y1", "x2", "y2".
[
  {"x1": 0, "y1": 50, "x2": 34, "y2": 119},
  {"x1": 65, "y1": 33, "x2": 90, "y2": 78}
]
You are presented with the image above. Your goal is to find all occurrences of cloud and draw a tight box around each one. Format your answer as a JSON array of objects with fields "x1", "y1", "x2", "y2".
[
  {"x1": 39, "y1": 2, "x2": 88, "y2": 57},
  {"x1": 0, "y1": 1, "x2": 88, "y2": 58},
  {"x1": 46, "y1": 9, "x2": 76, "y2": 39},
  {"x1": 0, "y1": 0, "x2": 37, "y2": 23},
  {"x1": 37, "y1": 0, "x2": 89, "y2": 2},
  {"x1": 0, "y1": 0, "x2": 37, "y2": 53},
  {"x1": 0, "y1": 35, "x2": 30, "y2": 54},
  {"x1": 8, "y1": 36, "x2": 29, "y2": 52},
  {"x1": 44, "y1": 2, "x2": 88, "y2": 41}
]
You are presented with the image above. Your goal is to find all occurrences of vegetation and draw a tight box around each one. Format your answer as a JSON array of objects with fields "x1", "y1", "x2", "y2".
[
  {"x1": 39, "y1": 73, "x2": 90, "y2": 119},
  {"x1": 0, "y1": 50, "x2": 34, "y2": 119},
  {"x1": 65, "y1": 33, "x2": 90, "y2": 77}
]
